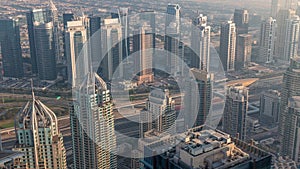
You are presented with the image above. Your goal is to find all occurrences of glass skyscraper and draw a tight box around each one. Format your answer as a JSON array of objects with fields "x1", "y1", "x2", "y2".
[{"x1": 0, "y1": 19, "x2": 23, "y2": 79}]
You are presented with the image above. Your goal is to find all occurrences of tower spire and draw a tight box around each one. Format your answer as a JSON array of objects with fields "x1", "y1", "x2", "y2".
[
  {"x1": 31, "y1": 79, "x2": 35, "y2": 101},
  {"x1": 49, "y1": 0, "x2": 57, "y2": 11}
]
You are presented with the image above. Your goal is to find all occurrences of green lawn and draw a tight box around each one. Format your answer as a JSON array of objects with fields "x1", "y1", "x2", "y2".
[{"x1": 0, "y1": 119, "x2": 15, "y2": 129}]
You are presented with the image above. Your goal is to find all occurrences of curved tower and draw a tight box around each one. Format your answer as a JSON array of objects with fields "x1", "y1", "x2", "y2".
[
  {"x1": 13, "y1": 90, "x2": 66, "y2": 169},
  {"x1": 71, "y1": 72, "x2": 117, "y2": 169}
]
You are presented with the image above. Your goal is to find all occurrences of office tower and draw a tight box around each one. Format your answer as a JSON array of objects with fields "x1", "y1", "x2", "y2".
[
  {"x1": 141, "y1": 10, "x2": 156, "y2": 35},
  {"x1": 235, "y1": 34, "x2": 252, "y2": 70},
  {"x1": 276, "y1": 9, "x2": 295, "y2": 61},
  {"x1": 133, "y1": 25, "x2": 154, "y2": 84},
  {"x1": 111, "y1": 8, "x2": 129, "y2": 60},
  {"x1": 13, "y1": 90, "x2": 67, "y2": 168},
  {"x1": 279, "y1": 57, "x2": 300, "y2": 139},
  {"x1": 145, "y1": 89, "x2": 176, "y2": 134},
  {"x1": 271, "y1": 0, "x2": 297, "y2": 18},
  {"x1": 165, "y1": 21, "x2": 182, "y2": 75},
  {"x1": 88, "y1": 15, "x2": 101, "y2": 70},
  {"x1": 88, "y1": 15, "x2": 101, "y2": 37},
  {"x1": 65, "y1": 19, "x2": 88, "y2": 87},
  {"x1": 271, "y1": 0, "x2": 280, "y2": 18},
  {"x1": 223, "y1": 85, "x2": 248, "y2": 140},
  {"x1": 220, "y1": 21, "x2": 236, "y2": 71},
  {"x1": 63, "y1": 13, "x2": 74, "y2": 28},
  {"x1": 142, "y1": 127, "x2": 272, "y2": 169},
  {"x1": 191, "y1": 14, "x2": 211, "y2": 72},
  {"x1": 49, "y1": 0, "x2": 61, "y2": 63},
  {"x1": 34, "y1": 21, "x2": 57, "y2": 80},
  {"x1": 140, "y1": 109, "x2": 153, "y2": 138},
  {"x1": 259, "y1": 90, "x2": 281, "y2": 124},
  {"x1": 0, "y1": 19, "x2": 23, "y2": 79},
  {"x1": 184, "y1": 68, "x2": 213, "y2": 129},
  {"x1": 62, "y1": 12, "x2": 74, "y2": 64},
  {"x1": 283, "y1": 15, "x2": 300, "y2": 61},
  {"x1": 166, "y1": 4, "x2": 181, "y2": 34},
  {"x1": 26, "y1": 9, "x2": 52, "y2": 74},
  {"x1": 100, "y1": 18, "x2": 123, "y2": 81},
  {"x1": 71, "y1": 73, "x2": 117, "y2": 169},
  {"x1": 259, "y1": 17, "x2": 277, "y2": 63},
  {"x1": 281, "y1": 96, "x2": 300, "y2": 164},
  {"x1": 234, "y1": 9, "x2": 249, "y2": 34}
]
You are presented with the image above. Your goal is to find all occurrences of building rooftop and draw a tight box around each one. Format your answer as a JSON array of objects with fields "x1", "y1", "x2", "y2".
[
  {"x1": 143, "y1": 127, "x2": 272, "y2": 169},
  {"x1": 0, "y1": 150, "x2": 24, "y2": 166}
]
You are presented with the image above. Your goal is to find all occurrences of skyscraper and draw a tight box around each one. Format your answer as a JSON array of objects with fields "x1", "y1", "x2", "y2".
[
  {"x1": 0, "y1": 19, "x2": 23, "y2": 79},
  {"x1": 279, "y1": 57, "x2": 300, "y2": 139},
  {"x1": 13, "y1": 90, "x2": 67, "y2": 168},
  {"x1": 271, "y1": 0, "x2": 297, "y2": 18},
  {"x1": 259, "y1": 90, "x2": 281, "y2": 126},
  {"x1": 283, "y1": 15, "x2": 300, "y2": 61},
  {"x1": 271, "y1": 0, "x2": 280, "y2": 18},
  {"x1": 223, "y1": 85, "x2": 248, "y2": 140},
  {"x1": 71, "y1": 73, "x2": 117, "y2": 169},
  {"x1": 191, "y1": 14, "x2": 211, "y2": 72},
  {"x1": 88, "y1": 15, "x2": 101, "y2": 37},
  {"x1": 111, "y1": 8, "x2": 129, "y2": 60},
  {"x1": 275, "y1": 9, "x2": 295, "y2": 61},
  {"x1": 140, "y1": 89, "x2": 176, "y2": 135},
  {"x1": 88, "y1": 15, "x2": 101, "y2": 70},
  {"x1": 133, "y1": 25, "x2": 154, "y2": 84},
  {"x1": 49, "y1": 0, "x2": 61, "y2": 63},
  {"x1": 259, "y1": 17, "x2": 277, "y2": 63},
  {"x1": 63, "y1": 13, "x2": 74, "y2": 28},
  {"x1": 26, "y1": 8, "x2": 53, "y2": 74},
  {"x1": 281, "y1": 96, "x2": 300, "y2": 164},
  {"x1": 234, "y1": 9, "x2": 249, "y2": 34},
  {"x1": 220, "y1": 21, "x2": 236, "y2": 71},
  {"x1": 34, "y1": 21, "x2": 57, "y2": 80},
  {"x1": 165, "y1": 21, "x2": 182, "y2": 75},
  {"x1": 184, "y1": 68, "x2": 213, "y2": 129},
  {"x1": 166, "y1": 4, "x2": 181, "y2": 34},
  {"x1": 100, "y1": 18, "x2": 123, "y2": 81},
  {"x1": 65, "y1": 19, "x2": 88, "y2": 87},
  {"x1": 235, "y1": 34, "x2": 252, "y2": 70}
]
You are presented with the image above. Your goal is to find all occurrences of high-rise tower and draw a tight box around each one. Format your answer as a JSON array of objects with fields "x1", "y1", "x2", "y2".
[
  {"x1": 71, "y1": 73, "x2": 117, "y2": 169},
  {"x1": 275, "y1": 9, "x2": 295, "y2": 61},
  {"x1": 220, "y1": 21, "x2": 236, "y2": 71},
  {"x1": 147, "y1": 89, "x2": 176, "y2": 133},
  {"x1": 133, "y1": 25, "x2": 154, "y2": 85},
  {"x1": 234, "y1": 9, "x2": 249, "y2": 34},
  {"x1": 279, "y1": 57, "x2": 300, "y2": 139},
  {"x1": 235, "y1": 34, "x2": 252, "y2": 70},
  {"x1": 283, "y1": 15, "x2": 300, "y2": 61},
  {"x1": 13, "y1": 89, "x2": 67, "y2": 168},
  {"x1": 223, "y1": 85, "x2": 248, "y2": 140},
  {"x1": 34, "y1": 21, "x2": 57, "y2": 80},
  {"x1": 165, "y1": 20, "x2": 183, "y2": 75},
  {"x1": 65, "y1": 18, "x2": 89, "y2": 87},
  {"x1": 26, "y1": 8, "x2": 52, "y2": 74},
  {"x1": 100, "y1": 18, "x2": 123, "y2": 81},
  {"x1": 281, "y1": 96, "x2": 300, "y2": 164},
  {"x1": 166, "y1": 4, "x2": 181, "y2": 34},
  {"x1": 191, "y1": 14, "x2": 211, "y2": 72},
  {"x1": 259, "y1": 17, "x2": 277, "y2": 63},
  {"x1": 0, "y1": 19, "x2": 23, "y2": 79},
  {"x1": 184, "y1": 68, "x2": 213, "y2": 129},
  {"x1": 111, "y1": 7, "x2": 129, "y2": 60}
]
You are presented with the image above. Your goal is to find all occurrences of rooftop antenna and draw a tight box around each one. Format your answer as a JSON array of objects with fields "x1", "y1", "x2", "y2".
[{"x1": 49, "y1": 0, "x2": 57, "y2": 11}]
